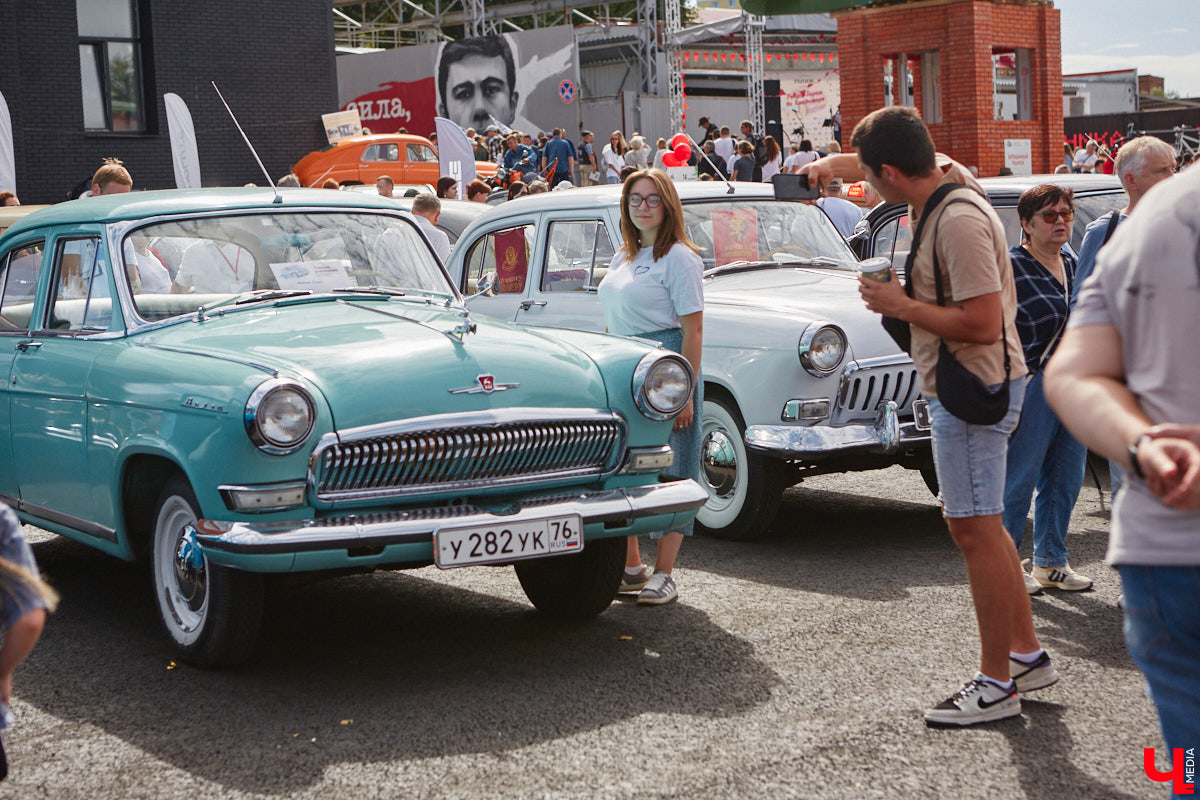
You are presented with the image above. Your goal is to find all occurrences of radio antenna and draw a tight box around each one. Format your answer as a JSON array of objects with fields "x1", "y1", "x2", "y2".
[{"x1": 212, "y1": 82, "x2": 282, "y2": 204}]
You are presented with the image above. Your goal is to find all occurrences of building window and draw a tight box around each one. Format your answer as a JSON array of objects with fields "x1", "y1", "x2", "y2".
[
  {"x1": 993, "y1": 48, "x2": 1032, "y2": 121},
  {"x1": 921, "y1": 52, "x2": 942, "y2": 124},
  {"x1": 78, "y1": 0, "x2": 145, "y2": 132}
]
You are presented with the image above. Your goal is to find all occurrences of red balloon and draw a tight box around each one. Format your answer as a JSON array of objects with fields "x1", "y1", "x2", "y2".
[
  {"x1": 673, "y1": 143, "x2": 691, "y2": 162},
  {"x1": 662, "y1": 153, "x2": 684, "y2": 167},
  {"x1": 670, "y1": 133, "x2": 690, "y2": 150}
]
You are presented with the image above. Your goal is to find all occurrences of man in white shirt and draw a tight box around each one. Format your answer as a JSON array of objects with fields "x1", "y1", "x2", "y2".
[
  {"x1": 786, "y1": 140, "x2": 820, "y2": 174},
  {"x1": 174, "y1": 239, "x2": 255, "y2": 294},
  {"x1": 816, "y1": 179, "x2": 864, "y2": 238},
  {"x1": 410, "y1": 193, "x2": 452, "y2": 264},
  {"x1": 1073, "y1": 140, "x2": 1099, "y2": 173},
  {"x1": 713, "y1": 125, "x2": 736, "y2": 165}
]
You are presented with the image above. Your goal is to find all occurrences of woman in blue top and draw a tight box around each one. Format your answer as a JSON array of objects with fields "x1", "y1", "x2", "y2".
[
  {"x1": 1003, "y1": 185, "x2": 1092, "y2": 595},
  {"x1": 597, "y1": 169, "x2": 704, "y2": 606},
  {"x1": 0, "y1": 503, "x2": 58, "y2": 780}
]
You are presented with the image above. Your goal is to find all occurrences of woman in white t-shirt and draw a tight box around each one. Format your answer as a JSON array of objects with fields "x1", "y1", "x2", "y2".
[
  {"x1": 597, "y1": 168, "x2": 704, "y2": 606},
  {"x1": 601, "y1": 131, "x2": 628, "y2": 184},
  {"x1": 760, "y1": 135, "x2": 783, "y2": 183}
]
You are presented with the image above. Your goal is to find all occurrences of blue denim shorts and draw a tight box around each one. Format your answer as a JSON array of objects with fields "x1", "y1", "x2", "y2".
[{"x1": 928, "y1": 378, "x2": 1025, "y2": 518}]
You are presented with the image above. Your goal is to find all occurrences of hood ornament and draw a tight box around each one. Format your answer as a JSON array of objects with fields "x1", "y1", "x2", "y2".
[{"x1": 449, "y1": 374, "x2": 519, "y2": 395}]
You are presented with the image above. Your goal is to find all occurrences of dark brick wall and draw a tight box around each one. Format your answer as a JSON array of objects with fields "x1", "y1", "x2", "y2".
[{"x1": 0, "y1": 0, "x2": 336, "y2": 203}]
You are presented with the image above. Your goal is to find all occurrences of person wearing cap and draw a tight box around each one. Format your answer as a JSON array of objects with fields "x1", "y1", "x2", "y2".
[
  {"x1": 698, "y1": 116, "x2": 718, "y2": 143},
  {"x1": 1072, "y1": 141, "x2": 1099, "y2": 173},
  {"x1": 578, "y1": 130, "x2": 598, "y2": 185},
  {"x1": 816, "y1": 178, "x2": 864, "y2": 238}
]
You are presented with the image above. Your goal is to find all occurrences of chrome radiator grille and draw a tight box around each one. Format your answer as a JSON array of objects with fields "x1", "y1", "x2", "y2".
[
  {"x1": 834, "y1": 360, "x2": 920, "y2": 423},
  {"x1": 312, "y1": 413, "x2": 625, "y2": 500}
]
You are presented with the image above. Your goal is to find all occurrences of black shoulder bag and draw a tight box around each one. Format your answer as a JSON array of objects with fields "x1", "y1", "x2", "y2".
[{"x1": 880, "y1": 182, "x2": 964, "y2": 354}]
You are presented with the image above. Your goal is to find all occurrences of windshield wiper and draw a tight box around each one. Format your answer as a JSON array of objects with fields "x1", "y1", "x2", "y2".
[
  {"x1": 704, "y1": 256, "x2": 852, "y2": 279},
  {"x1": 332, "y1": 286, "x2": 406, "y2": 297},
  {"x1": 197, "y1": 289, "x2": 312, "y2": 319}
]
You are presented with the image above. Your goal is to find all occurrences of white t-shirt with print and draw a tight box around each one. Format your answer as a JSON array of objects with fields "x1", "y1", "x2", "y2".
[{"x1": 597, "y1": 242, "x2": 704, "y2": 336}]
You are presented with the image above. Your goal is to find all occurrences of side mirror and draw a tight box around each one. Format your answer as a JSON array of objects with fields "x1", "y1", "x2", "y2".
[{"x1": 465, "y1": 271, "x2": 497, "y2": 301}]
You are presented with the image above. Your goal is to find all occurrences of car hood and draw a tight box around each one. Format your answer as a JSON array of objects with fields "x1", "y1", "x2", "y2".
[
  {"x1": 136, "y1": 298, "x2": 611, "y2": 430},
  {"x1": 704, "y1": 266, "x2": 904, "y2": 358}
]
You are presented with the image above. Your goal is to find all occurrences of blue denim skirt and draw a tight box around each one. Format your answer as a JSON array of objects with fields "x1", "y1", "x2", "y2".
[{"x1": 634, "y1": 327, "x2": 703, "y2": 537}]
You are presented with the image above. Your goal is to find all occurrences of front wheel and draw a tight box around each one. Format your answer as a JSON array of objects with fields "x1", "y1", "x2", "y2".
[
  {"x1": 514, "y1": 537, "x2": 624, "y2": 618},
  {"x1": 152, "y1": 475, "x2": 264, "y2": 668},
  {"x1": 696, "y1": 397, "x2": 788, "y2": 541}
]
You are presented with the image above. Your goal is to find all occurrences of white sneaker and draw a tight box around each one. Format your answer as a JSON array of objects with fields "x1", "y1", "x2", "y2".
[
  {"x1": 637, "y1": 569, "x2": 678, "y2": 606},
  {"x1": 1032, "y1": 564, "x2": 1093, "y2": 591},
  {"x1": 924, "y1": 678, "x2": 1020, "y2": 728},
  {"x1": 619, "y1": 565, "x2": 653, "y2": 593},
  {"x1": 1021, "y1": 560, "x2": 1044, "y2": 596},
  {"x1": 1010, "y1": 651, "x2": 1059, "y2": 693}
]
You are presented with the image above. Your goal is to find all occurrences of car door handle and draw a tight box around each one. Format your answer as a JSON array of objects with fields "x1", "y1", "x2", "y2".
[
  {"x1": 519, "y1": 300, "x2": 547, "y2": 310},
  {"x1": 15, "y1": 340, "x2": 42, "y2": 352}
]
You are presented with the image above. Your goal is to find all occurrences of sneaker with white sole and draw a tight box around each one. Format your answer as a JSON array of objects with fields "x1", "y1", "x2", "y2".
[
  {"x1": 1032, "y1": 564, "x2": 1093, "y2": 591},
  {"x1": 1021, "y1": 559, "x2": 1044, "y2": 596},
  {"x1": 637, "y1": 569, "x2": 678, "y2": 606},
  {"x1": 619, "y1": 565, "x2": 653, "y2": 593},
  {"x1": 924, "y1": 678, "x2": 1021, "y2": 728},
  {"x1": 1010, "y1": 651, "x2": 1059, "y2": 693}
]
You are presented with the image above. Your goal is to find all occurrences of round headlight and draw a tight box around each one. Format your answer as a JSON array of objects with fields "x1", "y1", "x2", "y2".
[
  {"x1": 245, "y1": 378, "x2": 316, "y2": 454},
  {"x1": 633, "y1": 353, "x2": 694, "y2": 420},
  {"x1": 799, "y1": 323, "x2": 847, "y2": 376}
]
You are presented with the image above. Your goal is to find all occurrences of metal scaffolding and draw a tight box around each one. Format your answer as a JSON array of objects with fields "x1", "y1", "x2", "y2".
[
  {"x1": 743, "y1": 12, "x2": 765, "y2": 137},
  {"x1": 664, "y1": 0, "x2": 684, "y2": 133},
  {"x1": 637, "y1": 0, "x2": 659, "y2": 96}
]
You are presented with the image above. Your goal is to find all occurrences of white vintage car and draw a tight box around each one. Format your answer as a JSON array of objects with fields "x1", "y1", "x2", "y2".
[{"x1": 444, "y1": 182, "x2": 934, "y2": 540}]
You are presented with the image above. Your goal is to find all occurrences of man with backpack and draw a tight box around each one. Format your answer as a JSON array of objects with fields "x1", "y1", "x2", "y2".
[{"x1": 740, "y1": 119, "x2": 767, "y2": 182}]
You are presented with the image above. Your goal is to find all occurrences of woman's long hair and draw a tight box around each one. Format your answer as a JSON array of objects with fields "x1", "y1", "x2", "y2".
[
  {"x1": 609, "y1": 130, "x2": 628, "y2": 156},
  {"x1": 764, "y1": 135, "x2": 781, "y2": 163},
  {"x1": 618, "y1": 168, "x2": 698, "y2": 262},
  {"x1": 0, "y1": 557, "x2": 59, "y2": 614}
]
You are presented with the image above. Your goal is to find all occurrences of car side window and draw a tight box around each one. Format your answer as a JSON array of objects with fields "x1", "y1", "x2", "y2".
[
  {"x1": 407, "y1": 144, "x2": 436, "y2": 163},
  {"x1": 0, "y1": 240, "x2": 45, "y2": 331},
  {"x1": 48, "y1": 237, "x2": 113, "y2": 332},
  {"x1": 464, "y1": 225, "x2": 533, "y2": 294},
  {"x1": 872, "y1": 215, "x2": 912, "y2": 276},
  {"x1": 363, "y1": 144, "x2": 399, "y2": 162},
  {"x1": 542, "y1": 220, "x2": 615, "y2": 292}
]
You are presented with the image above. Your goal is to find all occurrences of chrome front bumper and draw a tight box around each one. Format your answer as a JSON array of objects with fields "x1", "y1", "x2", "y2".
[
  {"x1": 192, "y1": 479, "x2": 708, "y2": 556},
  {"x1": 743, "y1": 400, "x2": 930, "y2": 459}
]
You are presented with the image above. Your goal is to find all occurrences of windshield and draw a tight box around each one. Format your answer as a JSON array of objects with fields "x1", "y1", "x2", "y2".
[
  {"x1": 681, "y1": 200, "x2": 857, "y2": 271},
  {"x1": 121, "y1": 211, "x2": 452, "y2": 321}
]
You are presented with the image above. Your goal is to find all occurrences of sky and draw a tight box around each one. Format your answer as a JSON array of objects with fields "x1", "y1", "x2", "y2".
[{"x1": 1058, "y1": 0, "x2": 1200, "y2": 97}]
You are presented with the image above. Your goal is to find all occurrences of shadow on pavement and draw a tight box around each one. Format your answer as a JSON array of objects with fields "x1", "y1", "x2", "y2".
[{"x1": 20, "y1": 534, "x2": 781, "y2": 795}]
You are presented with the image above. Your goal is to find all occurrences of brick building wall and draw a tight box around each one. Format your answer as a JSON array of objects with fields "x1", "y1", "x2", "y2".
[
  {"x1": 0, "y1": 0, "x2": 336, "y2": 203},
  {"x1": 837, "y1": 0, "x2": 1063, "y2": 176}
]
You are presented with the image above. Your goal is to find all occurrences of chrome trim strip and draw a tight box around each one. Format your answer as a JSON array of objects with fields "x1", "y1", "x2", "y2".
[
  {"x1": 4, "y1": 496, "x2": 117, "y2": 542},
  {"x1": 135, "y1": 344, "x2": 279, "y2": 376},
  {"x1": 744, "y1": 401, "x2": 931, "y2": 458},
  {"x1": 194, "y1": 480, "x2": 708, "y2": 555}
]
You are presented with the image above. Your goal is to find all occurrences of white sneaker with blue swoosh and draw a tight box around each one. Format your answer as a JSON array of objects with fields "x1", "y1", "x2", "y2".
[{"x1": 924, "y1": 676, "x2": 1021, "y2": 728}]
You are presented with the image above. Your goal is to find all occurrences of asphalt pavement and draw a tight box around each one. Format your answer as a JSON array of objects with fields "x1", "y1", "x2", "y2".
[{"x1": 2, "y1": 465, "x2": 1164, "y2": 799}]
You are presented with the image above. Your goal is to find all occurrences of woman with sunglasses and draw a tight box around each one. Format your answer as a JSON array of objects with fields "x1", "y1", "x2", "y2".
[
  {"x1": 1003, "y1": 184, "x2": 1093, "y2": 595},
  {"x1": 597, "y1": 169, "x2": 703, "y2": 606}
]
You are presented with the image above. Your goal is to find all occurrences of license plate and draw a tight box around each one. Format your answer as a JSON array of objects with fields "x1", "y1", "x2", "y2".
[
  {"x1": 434, "y1": 514, "x2": 583, "y2": 569},
  {"x1": 912, "y1": 398, "x2": 932, "y2": 431}
]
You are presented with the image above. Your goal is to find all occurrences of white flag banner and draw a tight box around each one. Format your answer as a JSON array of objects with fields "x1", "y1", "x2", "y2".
[
  {"x1": 164, "y1": 93, "x2": 202, "y2": 189},
  {"x1": 0, "y1": 90, "x2": 15, "y2": 193},
  {"x1": 434, "y1": 117, "x2": 476, "y2": 200}
]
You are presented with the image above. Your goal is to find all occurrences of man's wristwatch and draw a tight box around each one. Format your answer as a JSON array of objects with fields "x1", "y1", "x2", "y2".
[{"x1": 1128, "y1": 432, "x2": 1151, "y2": 480}]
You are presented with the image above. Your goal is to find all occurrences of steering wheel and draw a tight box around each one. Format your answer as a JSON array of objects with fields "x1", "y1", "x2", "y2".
[{"x1": 765, "y1": 244, "x2": 814, "y2": 261}]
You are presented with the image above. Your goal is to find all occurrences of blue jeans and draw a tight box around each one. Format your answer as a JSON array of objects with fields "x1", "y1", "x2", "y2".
[
  {"x1": 929, "y1": 378, "x2": 1025, "y2": 518},
  {"x1": 1118, "y1": 565, "x2": 1200, "y2": 780},
  {"x1": 1002, "y1": 372, "x2": 1088, "y2": 567}
]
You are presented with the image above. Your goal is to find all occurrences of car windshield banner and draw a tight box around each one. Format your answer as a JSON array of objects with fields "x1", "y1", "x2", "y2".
[{"x1": 711, "y1": 208, "x2": 761, "y2": 264}]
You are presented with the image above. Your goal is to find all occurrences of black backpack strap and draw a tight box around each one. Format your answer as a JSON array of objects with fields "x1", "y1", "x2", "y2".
[{"x1": 1101, "y1": 210, "x2": 1122, "y2": 246}]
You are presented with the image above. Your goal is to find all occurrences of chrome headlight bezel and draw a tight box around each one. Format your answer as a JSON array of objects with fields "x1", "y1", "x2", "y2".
[
  {"x1": 632, "y1": 352, "x2": 695, "y2": 421},
  {"x1": 244, "y1": 377, "x2": 317, "y2": 455},
  {"x1": 798, "y1": 321, "x2": 847, "y2": 377}
]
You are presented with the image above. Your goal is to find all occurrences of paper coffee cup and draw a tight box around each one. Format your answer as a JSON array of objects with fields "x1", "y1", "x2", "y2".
[{"x1": 857, "y1": 256, "x2": 892, "y2": 282}]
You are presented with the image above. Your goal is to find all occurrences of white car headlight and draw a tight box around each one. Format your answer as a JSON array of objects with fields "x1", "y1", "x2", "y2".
[
  {"x1": 799, "y1": 322, "x2": 847, "y2": 376},
  {"x1": 245, "y1": 378, "x2": 316, "y2": 454},
  {"x1": 632, "y1": 353, "x2": 694, "y2": 420}
]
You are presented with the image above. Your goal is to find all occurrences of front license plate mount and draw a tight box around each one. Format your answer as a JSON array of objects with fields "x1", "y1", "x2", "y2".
[
  {"x1": 434, "y1": 514, "x2": 583, "y2": 569},
  {"x1": 912, "y1": 398, "x2": 932, "y2": 431}
]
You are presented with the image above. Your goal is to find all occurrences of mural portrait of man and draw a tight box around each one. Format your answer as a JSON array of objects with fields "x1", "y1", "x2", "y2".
[{"x1": 437, "y1": 36, "x2": 519, "y2": 132}]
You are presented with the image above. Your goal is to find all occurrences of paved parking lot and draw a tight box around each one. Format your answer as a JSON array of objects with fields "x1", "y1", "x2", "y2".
[{"x1": 2, "y1": 466, "x2": 1164, "y2": 799}]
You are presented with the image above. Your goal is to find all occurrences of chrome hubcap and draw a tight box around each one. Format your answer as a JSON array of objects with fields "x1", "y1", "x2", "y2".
[
  {"x1": 703, "y1": 428, "x2": 739, "y2": 500},
  {"x1": 173, "y1": 526, "x2": 208, "y2": 611}
]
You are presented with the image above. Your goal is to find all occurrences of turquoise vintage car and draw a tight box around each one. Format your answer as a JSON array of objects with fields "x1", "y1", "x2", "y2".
[{"x1": 0, "y1": 188, "x2": 704, "y2": 666}]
